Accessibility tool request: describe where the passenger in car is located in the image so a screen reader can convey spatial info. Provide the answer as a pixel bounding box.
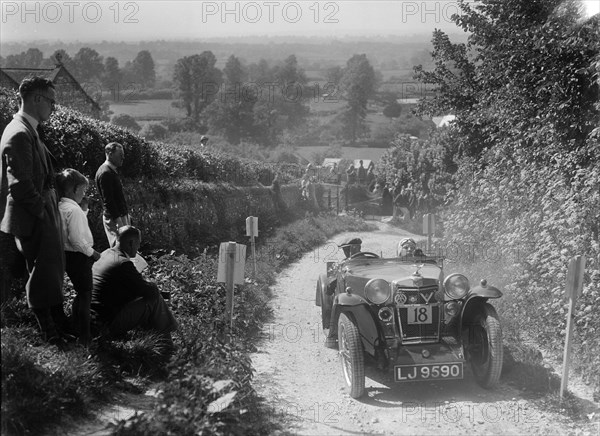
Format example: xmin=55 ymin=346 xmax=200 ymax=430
xmin=397 ymin=238 xmax=425 ymax=258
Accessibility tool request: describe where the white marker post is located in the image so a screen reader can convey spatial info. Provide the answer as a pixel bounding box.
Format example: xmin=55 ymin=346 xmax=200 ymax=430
xmin=423 ymin=213 xmax=435 ymax=253
xmin=246 ymin=216 xmax=258 ymax=277
xmin=217 ymin=242 xmax=246 ymax=329
xmin=560 ymin=255 xmax=586 ymax=400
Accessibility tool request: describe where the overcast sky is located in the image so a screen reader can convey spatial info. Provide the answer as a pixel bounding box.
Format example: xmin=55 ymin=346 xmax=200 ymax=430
xmin=2 ymin=1 xmax=597 ymax=43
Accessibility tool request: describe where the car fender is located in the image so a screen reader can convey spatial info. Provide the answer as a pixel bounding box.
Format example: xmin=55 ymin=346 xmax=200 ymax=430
xmin=333 ymin=295 xmax=378 ymax=355
xmin=460 ymin=291 xmax=500 ymax=331
xmin=469 ymin=282 xmax=503 ymax=299
xmin=315 ymin=273 xmax=329 ymax=307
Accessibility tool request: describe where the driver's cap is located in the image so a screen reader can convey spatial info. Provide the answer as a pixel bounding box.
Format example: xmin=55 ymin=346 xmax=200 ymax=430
xmin=340 ymin=238 xmax=362 ymax=258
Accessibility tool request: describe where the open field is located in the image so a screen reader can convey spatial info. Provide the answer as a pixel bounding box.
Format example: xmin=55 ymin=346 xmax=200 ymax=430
xmin=109 ymin=99 xmax=186 ymax=121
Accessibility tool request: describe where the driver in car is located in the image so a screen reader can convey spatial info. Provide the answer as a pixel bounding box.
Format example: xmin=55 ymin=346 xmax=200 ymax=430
xmin=325 ymin=238 xmax=363 ymax=297
xmin=397 ymin=238 xmax=425 ymax=258
xmin=340 ymin=237 xmax=362 ymax=258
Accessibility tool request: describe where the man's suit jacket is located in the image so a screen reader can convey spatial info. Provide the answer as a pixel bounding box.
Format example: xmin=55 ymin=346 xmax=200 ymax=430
xmin=91 ymin=247 xmax=158 ymax=321
xmin=0 ymin=114 xmax=54 ymax=238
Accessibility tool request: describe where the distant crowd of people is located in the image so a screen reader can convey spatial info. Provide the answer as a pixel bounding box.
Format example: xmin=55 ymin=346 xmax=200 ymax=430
xmin=0 ymin=76 xmax=177 ymax=350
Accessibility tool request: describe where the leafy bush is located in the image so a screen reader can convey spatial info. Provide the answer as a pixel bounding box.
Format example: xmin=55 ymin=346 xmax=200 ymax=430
xmin=111 ymin=114 xmax=141 ymax=132
xmin=139 ymin=122 xmax=168 ymax=141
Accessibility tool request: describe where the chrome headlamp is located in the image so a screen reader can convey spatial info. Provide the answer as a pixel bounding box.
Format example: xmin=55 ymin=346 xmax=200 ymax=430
xmin=443 ymin=274 xmax=470 ymax=299
xmin=365 ymin=279 xmax=391 ymax=304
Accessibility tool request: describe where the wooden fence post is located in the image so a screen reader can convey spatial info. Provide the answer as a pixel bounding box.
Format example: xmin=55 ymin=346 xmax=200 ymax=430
xmin=560 ymin=255 xmax=586 ymax=400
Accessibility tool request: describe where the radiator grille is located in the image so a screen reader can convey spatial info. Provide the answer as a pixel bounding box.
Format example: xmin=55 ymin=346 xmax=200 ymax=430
xmin=395 ymin=286 xmax=441 ymax=344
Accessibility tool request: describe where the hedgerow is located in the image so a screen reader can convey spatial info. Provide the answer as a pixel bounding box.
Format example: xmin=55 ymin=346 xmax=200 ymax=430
xmin=0 ymin=88 xmax=300 ymax=186
xmin=441 ymin=133 xmax=600 ymax=389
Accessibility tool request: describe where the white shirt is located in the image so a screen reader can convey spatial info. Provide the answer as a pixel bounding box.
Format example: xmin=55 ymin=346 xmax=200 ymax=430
xmin=59 ymin=197 xmax=95 ymax=257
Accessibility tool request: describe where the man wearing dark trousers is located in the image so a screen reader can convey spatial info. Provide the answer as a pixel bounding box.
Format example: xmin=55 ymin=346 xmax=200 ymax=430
xmin=91 ymin=226 xmax=177 ymax=346
xmin=95 ymin=142 xmax=129 ymax=247
xmin=0 ymin=76 xmax=68 ymax=346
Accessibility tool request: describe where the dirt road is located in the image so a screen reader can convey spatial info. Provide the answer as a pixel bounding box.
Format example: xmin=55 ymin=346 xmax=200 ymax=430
xmin=251 ymin=221 xmax=597 ymax=436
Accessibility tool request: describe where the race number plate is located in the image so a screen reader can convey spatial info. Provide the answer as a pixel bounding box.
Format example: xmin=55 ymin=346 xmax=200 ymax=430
xmin=407 ymin=305 xmax=433 ymax=324
xmin=395 ymin=363 xmax=463 ymax=382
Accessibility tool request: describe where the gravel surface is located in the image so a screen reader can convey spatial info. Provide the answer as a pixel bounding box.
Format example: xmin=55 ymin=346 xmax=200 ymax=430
xmin=251 ymin=221 xmax=599 ymax=436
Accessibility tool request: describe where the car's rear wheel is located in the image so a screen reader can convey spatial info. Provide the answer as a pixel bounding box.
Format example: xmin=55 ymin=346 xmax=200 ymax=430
xmin=469 ymin=303 xmax=503 ymax=388
xmin=338 ymin=313 xmax=365 ymax=398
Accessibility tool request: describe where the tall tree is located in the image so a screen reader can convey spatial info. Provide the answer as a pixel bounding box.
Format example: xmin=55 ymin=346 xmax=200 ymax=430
xmin=131 ymin=50 xmax=156 ymax=88
xmin=205 ymin=55 xmax=254 ymax=144
xmin=247 ymin=58 xmax=272 ymax=83
xmin=271 ymin=55 xmax=309 ymax=131
xmin=173 ymin=51 xmax=222 ymax=121
xmin=325 ymin=65 xmax=344 ymax=87
xmin=340 ymin=54 xmax=377 ymax=143
xmin=102 ymin=57 xmax=122 ymax=88
xmin=414 ymin=0 xmax=599 ymax=159
xmin=73 ymin=47 xmax=104 ymax=83
xmin=223 ymin=54 xmax=247 ymax=84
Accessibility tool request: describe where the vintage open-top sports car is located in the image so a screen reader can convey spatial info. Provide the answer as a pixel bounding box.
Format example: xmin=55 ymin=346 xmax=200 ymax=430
xmin=315 ymin=242 xmax=503 ymax=398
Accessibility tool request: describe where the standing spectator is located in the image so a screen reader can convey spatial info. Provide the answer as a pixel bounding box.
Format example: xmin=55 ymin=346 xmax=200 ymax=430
xmin=57 ymin=169 xmax=101 ymax=346
xmin=381 ymin=184 xmax=393 ymax=215
xmin=96 ymin=142 xmax=129 ymax=247
xmin=0 ymin=76 xmax=68 ymax=345
xmin=366 ymin=166 xmax=376 ymax=191
xmin=91 ymin=226 xmax=178 ymax=346
xmin=357 ymin=160 xmax=367 ymax=184
xmin=346 ymin=164 xmax=357 ymax=184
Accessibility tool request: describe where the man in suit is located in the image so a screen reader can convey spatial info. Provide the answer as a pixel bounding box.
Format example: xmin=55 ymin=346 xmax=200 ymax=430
xmin=91 ymin=226 xmax=177 ymax=345
xmin=95 ymin=142 xmax=129 ymax=247
xmin=0 ymin=76 xmax=67 ymax=345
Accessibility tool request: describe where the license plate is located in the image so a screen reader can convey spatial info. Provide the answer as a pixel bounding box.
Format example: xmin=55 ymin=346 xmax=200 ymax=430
xmin=407 ymin=305 xmax=433 ymax=324
xmin=395 ymin=363 xmax=463 ymax=382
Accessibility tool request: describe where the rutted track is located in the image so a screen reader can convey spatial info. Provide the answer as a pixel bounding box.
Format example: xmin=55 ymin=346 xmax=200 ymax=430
xmin=251 ymin=221 xmax=595 ymax=435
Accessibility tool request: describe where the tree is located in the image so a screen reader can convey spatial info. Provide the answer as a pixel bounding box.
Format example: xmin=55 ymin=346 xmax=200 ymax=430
xmin=271 ymin=55 xmax=309 ymax=131
xmin=73 ymin=47 xmax=104 ymax=83
xmin=414 ymin=0 xmax=599 ymax=159
xmin=173 ymin=51 xmax=222 ymax=121
xmin=103 ymin=57 xmax=122 ymax=89
xmin=205 ymin=55 xmax=254 ymax=145
xmin=223 ymin=54 xmax=246 ymax=85
xmin=340 ymin=54 xmax=377 ymax=143
xmin=5 ymin=48 xmax=44 ymax=68
xmin=325 ymin=66 xmax=344 ymax=87
xmin=132 ymin=50 xmax=156 ymax=88
xmin=247 ymin=58 xmax=273 ymax=83
xmin=383 ymin=101 xmax=402 ymax=119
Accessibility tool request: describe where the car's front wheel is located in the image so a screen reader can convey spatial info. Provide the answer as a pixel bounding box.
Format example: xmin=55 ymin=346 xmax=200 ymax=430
xmin=338 ymin=313 xmax=365 ymax=398
xmin=469 ymin=303 xmax=503 ymax=388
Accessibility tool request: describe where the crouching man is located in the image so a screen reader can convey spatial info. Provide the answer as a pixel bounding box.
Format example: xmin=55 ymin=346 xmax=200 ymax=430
xmin=91 ymin=225 xmax=177 ymax=346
